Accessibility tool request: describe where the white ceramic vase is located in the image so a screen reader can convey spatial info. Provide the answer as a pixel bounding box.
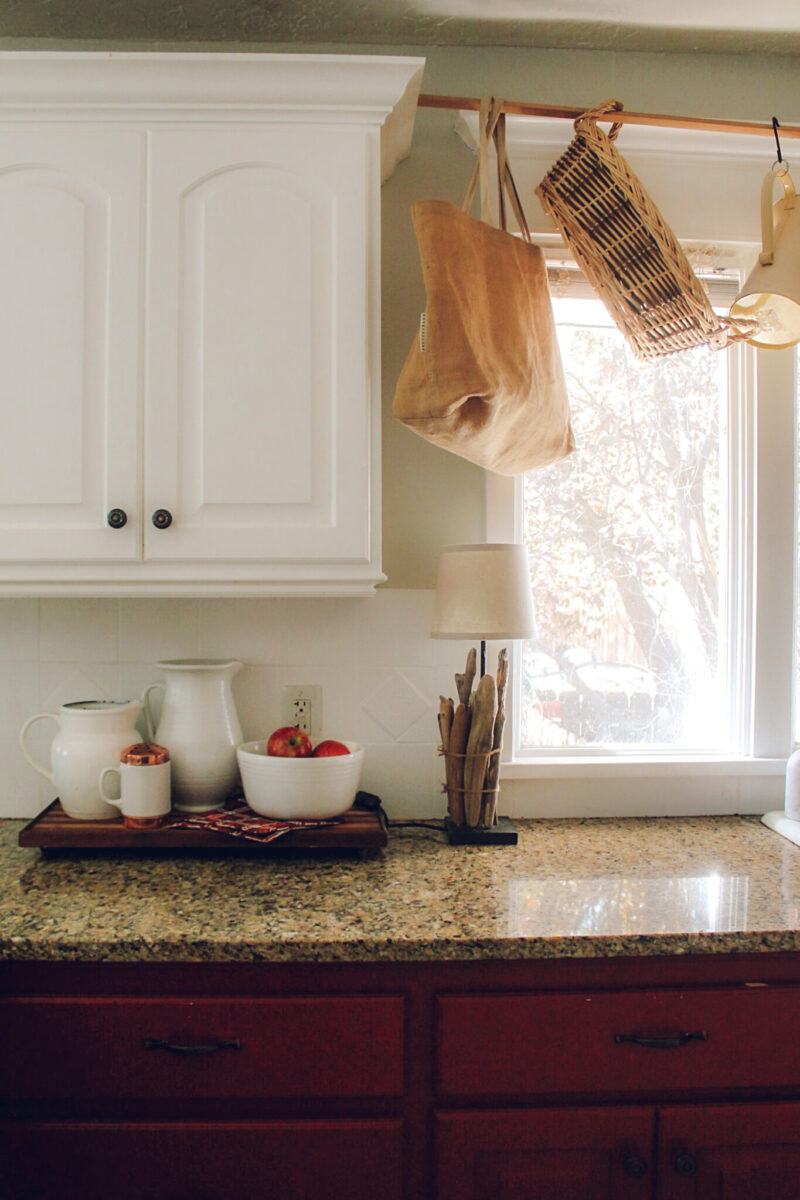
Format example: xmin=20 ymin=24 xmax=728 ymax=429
xmin=19 ymin=699 xmax=144 ymax=820
xmin=142 ymin=659 xmax=243 ymax=812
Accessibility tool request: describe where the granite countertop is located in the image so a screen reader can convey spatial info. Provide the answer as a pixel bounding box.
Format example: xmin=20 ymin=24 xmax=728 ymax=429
xmin=2 ymin=815 xmax=800 ymax=963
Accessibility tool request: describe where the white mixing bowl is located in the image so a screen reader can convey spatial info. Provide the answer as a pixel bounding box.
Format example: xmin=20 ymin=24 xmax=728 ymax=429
xmin=237 ymin=740 xmax=364 ymax=820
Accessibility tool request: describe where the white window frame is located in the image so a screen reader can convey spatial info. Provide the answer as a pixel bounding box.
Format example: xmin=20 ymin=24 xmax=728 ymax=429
xmin=486 ymin=329 xmax=796 ymax=817
xmin=453 ymin=114 xmax=800 ymax=815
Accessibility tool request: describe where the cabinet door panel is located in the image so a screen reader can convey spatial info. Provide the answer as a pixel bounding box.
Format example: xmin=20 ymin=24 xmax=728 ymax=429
xmin=0 ymin=1118 xmax=403 ymax=1200
xmin=0 ymin=131 xmax=141 ymax=561
xmin=0 ymin=994 xmax=404 ymax=1100
xmin=436 ymin=1107 xmax=654 ymax=1199
xmin=658 ymin=1101 xmax=800 ymax=1199
xmin=145 ymin=126 xmax=374 ymax=565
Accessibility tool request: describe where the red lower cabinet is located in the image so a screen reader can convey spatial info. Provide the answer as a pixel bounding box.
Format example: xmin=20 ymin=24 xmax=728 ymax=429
xmin=436 ymin=1102 xmax=800 ymax=1199
xmin=2 ymin=1118 xmax=404 ymax=1200
xmin=658 ymin=1101 xmax=800 ymax=1199
xmin=7 ymin=958 xmax=800 ymax=1199
xmin=435 ymin=1106 xmax=654 ymax=1199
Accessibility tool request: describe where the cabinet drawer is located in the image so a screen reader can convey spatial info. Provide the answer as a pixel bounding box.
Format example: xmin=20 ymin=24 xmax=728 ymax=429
xmin=0 ymin=994 xmax=404 ymax=1100
xmin=436 ymin=985 xmax=800 ymax=1098
xmin=0 ymin=1118 xmax=404 ymax=1200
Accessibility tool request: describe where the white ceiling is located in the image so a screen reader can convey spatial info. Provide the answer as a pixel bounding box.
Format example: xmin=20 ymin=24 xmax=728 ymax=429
xmin=1 ymin=0 xmax=799 ymax=53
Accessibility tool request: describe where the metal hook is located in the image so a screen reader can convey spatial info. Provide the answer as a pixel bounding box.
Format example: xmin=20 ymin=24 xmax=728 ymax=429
xmin=773 ymin=116 xmax=783 ymax=163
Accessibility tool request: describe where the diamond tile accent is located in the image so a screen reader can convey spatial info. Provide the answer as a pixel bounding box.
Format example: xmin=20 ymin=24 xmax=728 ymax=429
xmin=361 ymin=671 xmax=432 ymax=739
xmin=41 ymin=665 xmax=119 ymax=711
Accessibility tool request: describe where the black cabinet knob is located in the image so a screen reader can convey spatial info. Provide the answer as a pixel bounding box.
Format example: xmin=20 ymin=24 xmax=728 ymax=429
xmin=674 ymin=1152 xmax=698 ymax=1177
xmin=152 ymin=509 xmax=173 ymax=530
xmin=623 ymin=1155 xmax=648 ymax=1179
xmin=107 ymin=508 xmax=127 ymax=529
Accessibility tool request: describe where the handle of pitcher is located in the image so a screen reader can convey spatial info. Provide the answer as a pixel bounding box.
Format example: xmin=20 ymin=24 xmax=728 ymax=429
xmin=19 ymin=713 xmax=58 ymax=784
xmin=140 ymin=682 xmax=165 ymax=743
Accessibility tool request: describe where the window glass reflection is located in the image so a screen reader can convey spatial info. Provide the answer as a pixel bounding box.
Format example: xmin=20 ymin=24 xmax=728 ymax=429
xmin=511 ymin=873 xmax=749 ymax=937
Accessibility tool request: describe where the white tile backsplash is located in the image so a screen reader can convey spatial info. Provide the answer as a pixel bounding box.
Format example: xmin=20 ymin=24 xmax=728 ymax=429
xmin=38 ymin=663 xmax=122 ymax=712
xmin=118 ymin=599 xmax=202 ymax=663
xmin=0 ymin=661 xmax=40 ymax=731
xmin=0 ymin=590 xmax=448 ymax=818
xmin=0 ymin=599 xmax=39 ymax=661
xmin=359 ymin=741 xmax=443 ymax=820
xmin=362 ymin=670 xmax=433 ymax=738
xmin=40 ymin=599 xmax=119 ymax=662
xmin=1 ymin=738 xmax=50 ymax=818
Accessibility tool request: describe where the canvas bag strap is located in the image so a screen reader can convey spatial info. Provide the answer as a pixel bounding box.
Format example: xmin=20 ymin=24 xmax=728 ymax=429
xmin=462 ymin=97 xmax=533 ymax=242
xmin=462 ymin=96 xmax=505 ymax=221
xmin=493 ymin=110 xmax=532 ymax=243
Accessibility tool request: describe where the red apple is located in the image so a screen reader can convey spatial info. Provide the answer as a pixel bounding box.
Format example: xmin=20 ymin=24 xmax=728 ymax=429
xmin=312 ymin=739 xmax=350 ymax=757
xmin=267 ymin=726 xmax=313 ymax=757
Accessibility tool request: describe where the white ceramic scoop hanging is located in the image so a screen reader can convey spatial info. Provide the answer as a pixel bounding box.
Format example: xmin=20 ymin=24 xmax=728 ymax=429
xmin=730 ymin=121 xmax=800 ymax=349
xmin=142 ymin=659 xmax=243 ymax=812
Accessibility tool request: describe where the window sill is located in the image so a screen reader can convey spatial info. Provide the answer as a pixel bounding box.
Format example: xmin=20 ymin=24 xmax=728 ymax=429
xmin=504 ymin=755 xmax=786 ymax=779
xmin=500 ymin=756 xmax=786 ymax=818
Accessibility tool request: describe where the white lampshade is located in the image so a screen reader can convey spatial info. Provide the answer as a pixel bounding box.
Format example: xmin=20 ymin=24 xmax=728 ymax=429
xmin=431 ymin=544 xmax=536 ymax=640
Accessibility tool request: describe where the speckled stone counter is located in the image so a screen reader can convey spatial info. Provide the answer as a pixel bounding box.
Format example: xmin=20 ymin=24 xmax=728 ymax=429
xmin=2 ymin=815 xmax=800 ymax=963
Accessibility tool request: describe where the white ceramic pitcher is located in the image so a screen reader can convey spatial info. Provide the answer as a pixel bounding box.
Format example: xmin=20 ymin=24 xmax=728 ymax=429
xmin=20 ymin=700 xmax=144 ymax=820
xmin=142 ymin=659 xmax=243 ymax=812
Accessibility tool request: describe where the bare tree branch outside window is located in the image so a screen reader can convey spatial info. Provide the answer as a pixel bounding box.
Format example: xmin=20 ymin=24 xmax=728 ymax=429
xmin=522 ymin=302 xmax=728 ymax=750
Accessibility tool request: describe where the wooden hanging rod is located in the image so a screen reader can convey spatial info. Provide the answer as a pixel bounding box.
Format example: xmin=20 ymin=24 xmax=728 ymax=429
xmin=418 ymin=93 xmax=800 ymax=141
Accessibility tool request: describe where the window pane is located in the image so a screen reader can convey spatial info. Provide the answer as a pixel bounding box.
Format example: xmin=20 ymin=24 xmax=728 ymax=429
xmin=521 ymin=296 xmax=729 ymax=752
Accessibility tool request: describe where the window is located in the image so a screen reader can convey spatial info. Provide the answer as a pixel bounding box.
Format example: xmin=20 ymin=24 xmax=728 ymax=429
xmin=469 ymin=115 xmax=798 ymax=815
xmin=521 ymin=288 xmax=732 ymax=754
xmin=486 ymin=263 xmax=796 ymax=817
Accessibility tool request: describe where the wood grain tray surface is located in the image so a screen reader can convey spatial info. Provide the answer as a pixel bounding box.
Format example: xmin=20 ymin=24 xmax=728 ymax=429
xmin=19 ymin=800 xmax=387 ymax=855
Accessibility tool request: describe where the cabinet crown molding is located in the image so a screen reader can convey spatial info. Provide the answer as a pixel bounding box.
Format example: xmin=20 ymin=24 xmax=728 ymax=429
xmin=0 ymin=51 xmax=426 ymax=179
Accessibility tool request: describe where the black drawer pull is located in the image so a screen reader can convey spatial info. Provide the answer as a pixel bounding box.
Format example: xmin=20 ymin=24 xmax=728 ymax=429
xmin=614 ymin=1030 xmax=707 ymax=1049
xmin=144 ymin=1037 xmax=242 ymax=1056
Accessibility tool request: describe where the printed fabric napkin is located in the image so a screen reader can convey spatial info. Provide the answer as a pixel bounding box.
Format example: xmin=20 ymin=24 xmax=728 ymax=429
xmin=168 ymin=799 xmax=338 ymax=844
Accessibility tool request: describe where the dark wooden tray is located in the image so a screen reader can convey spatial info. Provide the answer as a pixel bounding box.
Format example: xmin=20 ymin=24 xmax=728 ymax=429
xmin=19 ymin=799 xmax=388 ymax=856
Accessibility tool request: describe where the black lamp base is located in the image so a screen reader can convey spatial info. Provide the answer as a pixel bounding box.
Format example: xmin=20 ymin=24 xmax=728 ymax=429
xmin=444 ymin=816 xmax=518 ymax=845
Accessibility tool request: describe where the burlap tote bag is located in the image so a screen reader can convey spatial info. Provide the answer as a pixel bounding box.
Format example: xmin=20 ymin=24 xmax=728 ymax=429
xmin=393 ymin=97 xmax=574 ymax=476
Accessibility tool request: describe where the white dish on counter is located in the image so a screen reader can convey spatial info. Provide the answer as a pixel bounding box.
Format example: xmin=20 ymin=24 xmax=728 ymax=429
xmin=237 ymin=740 xmax=364 ymax=820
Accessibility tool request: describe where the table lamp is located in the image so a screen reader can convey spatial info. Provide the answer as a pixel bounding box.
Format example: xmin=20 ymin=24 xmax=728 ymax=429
xmin=431 ymin=543 xmax=536 ymax=845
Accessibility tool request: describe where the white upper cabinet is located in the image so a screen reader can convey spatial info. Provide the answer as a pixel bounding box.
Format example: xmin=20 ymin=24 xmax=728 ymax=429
xmin=0 ymin=52 xmax=424 ymax=595
xmin=0 ymin=129 xmax=142 ymax=565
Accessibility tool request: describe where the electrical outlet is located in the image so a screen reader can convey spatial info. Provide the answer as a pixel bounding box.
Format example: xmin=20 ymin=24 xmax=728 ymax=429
xmin=291 ymin=697 xmax=312 ymax=734
xmin=282 ymin=685 xmax=322 ymax=739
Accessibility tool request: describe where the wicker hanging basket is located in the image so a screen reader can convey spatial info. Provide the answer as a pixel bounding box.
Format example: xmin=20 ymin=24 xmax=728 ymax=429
xmin=536 ymin=99 xmax=749 ymax=360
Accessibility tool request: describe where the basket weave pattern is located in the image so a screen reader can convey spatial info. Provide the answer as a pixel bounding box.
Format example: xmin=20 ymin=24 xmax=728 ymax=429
xmin=536 ymin=101 xmax=743 ymax=360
